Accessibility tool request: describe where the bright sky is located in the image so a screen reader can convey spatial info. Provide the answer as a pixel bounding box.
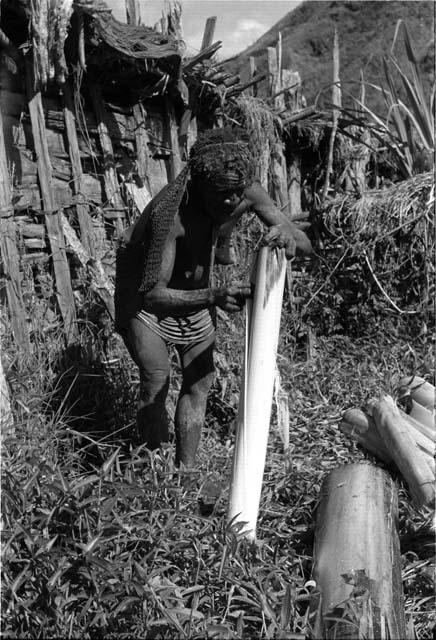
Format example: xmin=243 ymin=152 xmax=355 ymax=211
xmin=106 ymin=0 xmax=302 ymax=58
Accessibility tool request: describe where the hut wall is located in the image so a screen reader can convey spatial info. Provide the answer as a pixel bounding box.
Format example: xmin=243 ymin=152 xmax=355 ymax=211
xmin=0 ymin=60 xmax=178 ymax=345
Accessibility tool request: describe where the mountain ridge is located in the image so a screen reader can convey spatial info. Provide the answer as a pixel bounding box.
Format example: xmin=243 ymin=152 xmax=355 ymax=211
xmin=223 ymin=1 xmax=434 ymax=112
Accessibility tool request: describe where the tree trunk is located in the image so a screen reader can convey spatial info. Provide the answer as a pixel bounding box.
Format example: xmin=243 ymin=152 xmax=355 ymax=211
xmin=312 ymin=463 xmax=406 ymax=640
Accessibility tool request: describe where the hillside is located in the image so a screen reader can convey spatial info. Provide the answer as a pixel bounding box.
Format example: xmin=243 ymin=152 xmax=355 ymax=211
xmin=223 ymin=0 xmax=434 ymax=112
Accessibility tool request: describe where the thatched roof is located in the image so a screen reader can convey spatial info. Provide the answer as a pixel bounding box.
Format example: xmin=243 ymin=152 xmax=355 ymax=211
xmin=1 ymin=0 xmax=184 ymax=90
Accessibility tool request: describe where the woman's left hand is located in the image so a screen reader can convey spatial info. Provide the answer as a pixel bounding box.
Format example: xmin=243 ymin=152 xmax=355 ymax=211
xmin=263 ymin=219 xmax=312 ymax=259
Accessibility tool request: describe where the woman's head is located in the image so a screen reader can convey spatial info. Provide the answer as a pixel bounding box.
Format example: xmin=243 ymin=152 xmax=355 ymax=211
xmin=189 ymin=127 xmax=256 ymax=195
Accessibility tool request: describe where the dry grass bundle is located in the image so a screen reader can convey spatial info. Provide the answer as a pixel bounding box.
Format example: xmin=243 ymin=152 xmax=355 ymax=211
xmin=325 ymin=171 xmax=433 ymax=237
xmin=225 ymin=95 xmax=281 ymax=186
xmin=301 ymin=172 xmax=434 ymax=335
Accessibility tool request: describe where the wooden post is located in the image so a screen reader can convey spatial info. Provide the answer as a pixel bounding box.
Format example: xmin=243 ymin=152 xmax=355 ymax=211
xmin=25 ymin=63 xmax=77 ymax=343
xmin=249 ymin=56 xmax=257 ymax=97
xmin=274 ymin=33 xmax=284 ymax=109
xmin=201 ymin=16 xmax=217 ymax=51
xmin=132 ymin=102 xmax=153 ymax=196
xmin=164 ymin=97 xmax=183 ymax=181
xmin=267 ymin=47 xmax=278 ymax=98
xmin=312 ymin=463 xmax=406 ymax=640
xmin=125 ymin=0 xmax=140 ymax=25
xmin=88 ymin=84 xmax=126 ymax=236
xmin=322 ymin=28 xmax=341 ymax=204
xmin=0 ymin=106 xmax=30 ymax=351
xmin=62 ymin=83 xmax=96 ymax=257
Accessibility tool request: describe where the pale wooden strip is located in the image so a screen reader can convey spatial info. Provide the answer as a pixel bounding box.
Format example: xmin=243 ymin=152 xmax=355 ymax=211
xmin=25 ymin=62 xmax=77 ymax=343
xmin=0 ymin=106 xmax=30 ymax=350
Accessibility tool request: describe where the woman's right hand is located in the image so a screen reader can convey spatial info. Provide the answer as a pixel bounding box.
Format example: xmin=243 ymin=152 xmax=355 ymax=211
xmin=213 ymin=284 xmax=252 ymax=313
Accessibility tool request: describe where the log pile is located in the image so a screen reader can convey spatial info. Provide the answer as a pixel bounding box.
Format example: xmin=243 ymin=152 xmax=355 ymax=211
xmin=340 ymin=376 xmax=435 ymax=508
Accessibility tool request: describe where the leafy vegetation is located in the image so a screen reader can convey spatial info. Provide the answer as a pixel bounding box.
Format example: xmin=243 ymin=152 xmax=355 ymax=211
xmin=2 ymin=216 xmax=434 ymax=638
xmin=341 ymin=21 xmax=434 ymax=179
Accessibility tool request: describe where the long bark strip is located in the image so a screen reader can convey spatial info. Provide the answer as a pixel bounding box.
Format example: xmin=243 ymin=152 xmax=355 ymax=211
xmin=312 ymin=463 xmax=406 ymax=640
xmin=228 ymin=247 xmax=287 ymax=540
xmin=25 ymin=62 xmax=77 ymax=343
xmin=0 ymin=106 xmax=30 ymax=351
xmin=62 ymin=83 xmax=96 ymax=257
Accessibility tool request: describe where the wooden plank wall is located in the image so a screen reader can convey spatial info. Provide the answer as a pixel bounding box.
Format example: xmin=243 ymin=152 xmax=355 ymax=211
xmin=25 ymin=62 xmax=78 ymax=344
xmin=0 ymin=106 xmax=30 ymax=352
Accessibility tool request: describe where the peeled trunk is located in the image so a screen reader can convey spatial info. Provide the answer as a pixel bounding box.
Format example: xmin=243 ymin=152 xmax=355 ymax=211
xmin=312 ymin=463 xmax=406 ymax=640
xmin=227 ymin=247 xmax=286 ymax=540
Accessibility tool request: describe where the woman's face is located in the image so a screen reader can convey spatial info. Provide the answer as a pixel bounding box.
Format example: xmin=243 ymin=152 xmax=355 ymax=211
xmin=201 ymin=186 xmax=245 ymax=224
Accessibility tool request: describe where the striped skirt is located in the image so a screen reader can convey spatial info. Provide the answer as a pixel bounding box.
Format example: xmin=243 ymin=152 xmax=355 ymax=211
xmin=136 ymin=308 xmax=215 ymax=345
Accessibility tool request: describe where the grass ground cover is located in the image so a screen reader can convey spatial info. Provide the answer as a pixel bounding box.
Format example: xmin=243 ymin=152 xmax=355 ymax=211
xmin=1 ymin=304 xmax=434 ymax=638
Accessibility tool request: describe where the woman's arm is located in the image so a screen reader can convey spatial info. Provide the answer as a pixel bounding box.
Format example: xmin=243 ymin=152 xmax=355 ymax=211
xmin=142 ymin=219 xmax=251 ymax=316
xmin=244 ymin=181 xmax=312 ymax=258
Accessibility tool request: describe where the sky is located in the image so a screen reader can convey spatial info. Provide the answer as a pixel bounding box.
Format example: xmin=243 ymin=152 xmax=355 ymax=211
xmin=106 ymin=0 xmax=302 ymax=59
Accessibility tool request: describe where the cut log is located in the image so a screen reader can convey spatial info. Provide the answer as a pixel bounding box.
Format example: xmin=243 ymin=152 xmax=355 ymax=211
xmin=312 ymin=463 xmax=406 ymax=640
xmin=227 ymin=247 xmax=287 ymax=540
xmin=398 ymin=375 xmax=435 ymax=412
xmin=409 ymin=399 xmax=434 ymax=431
xmin=340 ymin=408 xmax=392 ymax=462
xmin=341 ymin=407 xmax=435 ymax=473
xmin=368 ymin=395 xmax=435 ymax=508
xmin=401 ymin=408 xmax=434 ymax=442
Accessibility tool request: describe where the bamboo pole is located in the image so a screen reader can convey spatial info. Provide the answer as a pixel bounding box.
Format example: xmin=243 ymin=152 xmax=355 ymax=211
xmin=0 ymin=106 xmax=30 ymax=351
xmin=25 ymin=62 xmax=77 ymax=343
xmin=88 ymin=84 xmax=126 ymax=236
xmin=368 ymin=395 xmax=435 ymax=508
xmin=62 ymin=83 xmax=96 ymax=257
xmin=312 ymin=463 xmax=406 ymax=640
xmin=228 ymin=247 xmax=287 ymax=540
